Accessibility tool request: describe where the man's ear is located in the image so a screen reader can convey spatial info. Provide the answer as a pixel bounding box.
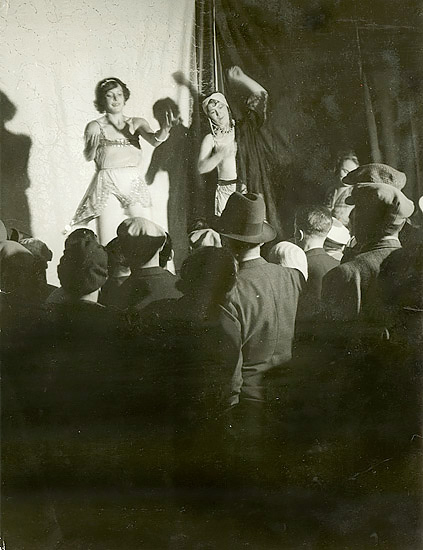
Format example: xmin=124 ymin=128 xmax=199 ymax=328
xmin=294 ymin=229 xmax=304 ymax=243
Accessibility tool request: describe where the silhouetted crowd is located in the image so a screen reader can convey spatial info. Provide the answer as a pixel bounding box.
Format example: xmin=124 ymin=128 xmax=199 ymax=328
xmin=1 ymin=163 xmax=422 ymax=547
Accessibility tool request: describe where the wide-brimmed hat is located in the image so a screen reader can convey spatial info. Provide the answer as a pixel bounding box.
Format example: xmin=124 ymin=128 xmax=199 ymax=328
xmin=216 ymin=192 xmax=276 ymax=244
xmin=342 ymin=163 xmax=406 ymax=190
xmin=345 ymin=183 xmax=414 ymax=219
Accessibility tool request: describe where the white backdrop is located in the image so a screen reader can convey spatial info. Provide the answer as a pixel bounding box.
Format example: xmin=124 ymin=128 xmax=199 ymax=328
xmin=1 ymin=0 xmax=195 ymax=282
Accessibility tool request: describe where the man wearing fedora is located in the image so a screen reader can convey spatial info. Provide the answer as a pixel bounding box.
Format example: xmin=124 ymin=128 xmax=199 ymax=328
xmin=217 ymin=192 xmax=303 ymax=408
xmin=321 ymin=181 xmax=415 ymax=329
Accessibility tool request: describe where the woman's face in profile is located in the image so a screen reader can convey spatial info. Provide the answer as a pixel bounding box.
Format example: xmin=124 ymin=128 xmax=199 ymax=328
xmin=104 ymin=85 xmax=125 ymax=114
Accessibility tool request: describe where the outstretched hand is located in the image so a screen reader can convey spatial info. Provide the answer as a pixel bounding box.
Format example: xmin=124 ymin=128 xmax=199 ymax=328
xmin=228 ymin=66 xmax=244 ymax=81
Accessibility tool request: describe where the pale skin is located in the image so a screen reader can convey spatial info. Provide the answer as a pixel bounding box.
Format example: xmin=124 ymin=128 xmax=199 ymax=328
xmin=83 ymin=83 xmax=175 ymax=244
xmin=197 ymin=66 xmax=267 ymax=177
xmin=84 ymin=84 xmax=173 ymax=160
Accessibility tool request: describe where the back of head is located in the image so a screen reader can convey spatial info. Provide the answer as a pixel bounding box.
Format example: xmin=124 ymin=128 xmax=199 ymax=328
xmin=20 ymin=238 xmax=53 ymax=271
xmin=58 ymin=239 xmax=108 ymax=298
xmin=189 ymin=228 xmax=222 ymax=251
xmin=105 ymin=237 xmax=129 ymax=271
xmin=346 ymin=183 xmax=414 ymax=244
xmin=269 ymin=241 xmax=308 ymax=280
xmin=295 ymin=205 xmax=332 ymax=238
xmin=0 ymin=241 xmax=40 ymax=300
xmin=178 ymin=247 xmax=237 ymax=305
xmin=117 ymin=217 xmax=166 ymax=268
xmin=65 ymin=228 xmax=98 ymax=250
xmin=188 ymin=218 xmax=209 ymax=234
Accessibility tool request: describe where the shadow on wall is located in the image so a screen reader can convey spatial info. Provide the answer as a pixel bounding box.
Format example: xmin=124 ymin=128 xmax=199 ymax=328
xmin=146 ymin=97 xmax=199 ymax=272
xmin=1 ymin=90 xmax=32 ymax=236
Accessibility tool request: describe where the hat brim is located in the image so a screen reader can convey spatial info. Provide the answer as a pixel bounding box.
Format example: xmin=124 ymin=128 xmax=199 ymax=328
xmin=216 ymin=220 xmax=276 ymax=244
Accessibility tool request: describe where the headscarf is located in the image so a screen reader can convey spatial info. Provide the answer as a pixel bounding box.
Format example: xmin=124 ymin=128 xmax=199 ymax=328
xmin=202 ymin=92 xmax=229 ymax=115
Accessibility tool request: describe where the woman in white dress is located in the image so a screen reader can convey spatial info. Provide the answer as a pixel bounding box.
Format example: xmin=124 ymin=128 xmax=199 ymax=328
xmin=70 ymin=77 xmax=172 ymax=244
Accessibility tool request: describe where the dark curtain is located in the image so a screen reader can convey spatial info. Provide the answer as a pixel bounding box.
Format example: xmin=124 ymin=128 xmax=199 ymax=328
xmin=195 ymin=0 xmax=423 ymax=233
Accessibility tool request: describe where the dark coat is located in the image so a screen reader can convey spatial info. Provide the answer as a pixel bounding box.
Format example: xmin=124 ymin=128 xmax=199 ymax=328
xmin=110 ymin=266 xmax=181 ymax=310
xmin=227 ymin=257 xmax=303 ymax=401
xmin=321 ymin=238 xmax=401 ymax=325
xmin=297 ymin=248 xmax=339 ymax=321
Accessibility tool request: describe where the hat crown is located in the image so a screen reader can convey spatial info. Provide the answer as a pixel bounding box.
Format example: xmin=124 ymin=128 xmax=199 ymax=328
xmin=343 ymin=163 xmax=406 ymax=190
xmin=347 ymin=182 xmax=414 ymax=219
xmin=218 ymin=193 xmax=276 ymax=244
xmin=222 ymin=192 xmax=265 ymax=225
xmin=117 ymin=217 xmax=165 ymax=239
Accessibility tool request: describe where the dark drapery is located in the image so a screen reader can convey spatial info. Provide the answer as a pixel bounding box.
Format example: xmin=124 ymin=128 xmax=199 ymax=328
xmin=196 ymin=0 xmax=423 ymax=233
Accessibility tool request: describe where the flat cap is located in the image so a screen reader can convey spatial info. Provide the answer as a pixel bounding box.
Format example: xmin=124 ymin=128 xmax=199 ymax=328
xmin=345 ymin=183 xmax=414 ymax=219
xmin=342 ymin=163 xmax=406 ymax=190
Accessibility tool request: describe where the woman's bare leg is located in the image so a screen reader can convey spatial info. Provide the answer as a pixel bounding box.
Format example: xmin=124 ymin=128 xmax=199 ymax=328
xmin=96 ymin=196 xmax=126 ymax=245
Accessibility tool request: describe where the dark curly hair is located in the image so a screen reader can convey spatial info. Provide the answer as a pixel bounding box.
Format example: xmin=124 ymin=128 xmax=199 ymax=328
xmin=94 ymin=77 xmax=131 ymax=113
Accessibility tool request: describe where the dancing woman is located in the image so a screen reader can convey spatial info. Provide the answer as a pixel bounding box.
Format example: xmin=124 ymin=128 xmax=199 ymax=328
xmin=70 ymin=77 xmax=172 ymax=244
xmin=198 ymin=67 xmax=282 ymax=235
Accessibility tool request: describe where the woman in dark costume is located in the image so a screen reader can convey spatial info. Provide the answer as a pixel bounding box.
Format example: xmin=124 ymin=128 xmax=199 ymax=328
xmin=198 ymin=66 xmax=282 ymax=236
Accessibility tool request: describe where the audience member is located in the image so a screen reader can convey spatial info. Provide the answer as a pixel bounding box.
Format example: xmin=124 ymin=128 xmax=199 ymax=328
xmin=325 ymin=151 xmax=359 ymax=227
xmin=64 ymin=227 xmax=98 ymax=248
xmin=324 ymin=217 xmax=350 ymax=262
xmin=47 ymin=228 xmax=99 ymax=304
xmin=98 ymin=237 xmax=131 ymax=307
xmin=126 ymin=246 xmax=242 ymax=485
xmin=188 ymin=227 xmax=222 ymax=251
xmin=0 ymin=240 xmax=44 ymax=305
xmin=114 ymin=217 xmax=181 ymax=310
xmin=295 ymin=206 xmax=338 ymax=320
xmin=217 ymin=192 xmax=302 ymax=403
xmin=321 ymin=182 xmax=414 ymax=331
xmin=340 ymin=163 xmax=408 ymax=262
xmin=20 ymin=237 xmax=57 ymax=298
xmin=399 ymin=194 xmax=423 ymax=250
xmin=268 ymin=241 xmax=308 ymax=280
xmin=56 ymin=237 xmax=108 ymax=304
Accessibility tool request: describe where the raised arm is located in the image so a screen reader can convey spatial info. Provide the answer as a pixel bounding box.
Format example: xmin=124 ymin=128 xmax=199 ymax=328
xmin=227 ymin=66 xmax=268 ymax=128
xmin=134 ymin=114 xmax=172 ymax=148
xmin=83 ymin=121 xmax=101 ymax=161
xmin=227 ymin=66 xmax=267 ymax=96
xmin=172 ymin=71 xmax=201 ymax=102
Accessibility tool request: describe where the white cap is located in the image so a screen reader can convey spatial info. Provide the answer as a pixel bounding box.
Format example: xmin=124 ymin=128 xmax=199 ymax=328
xmin=326 ymin=217 xmax=350 ymax=245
